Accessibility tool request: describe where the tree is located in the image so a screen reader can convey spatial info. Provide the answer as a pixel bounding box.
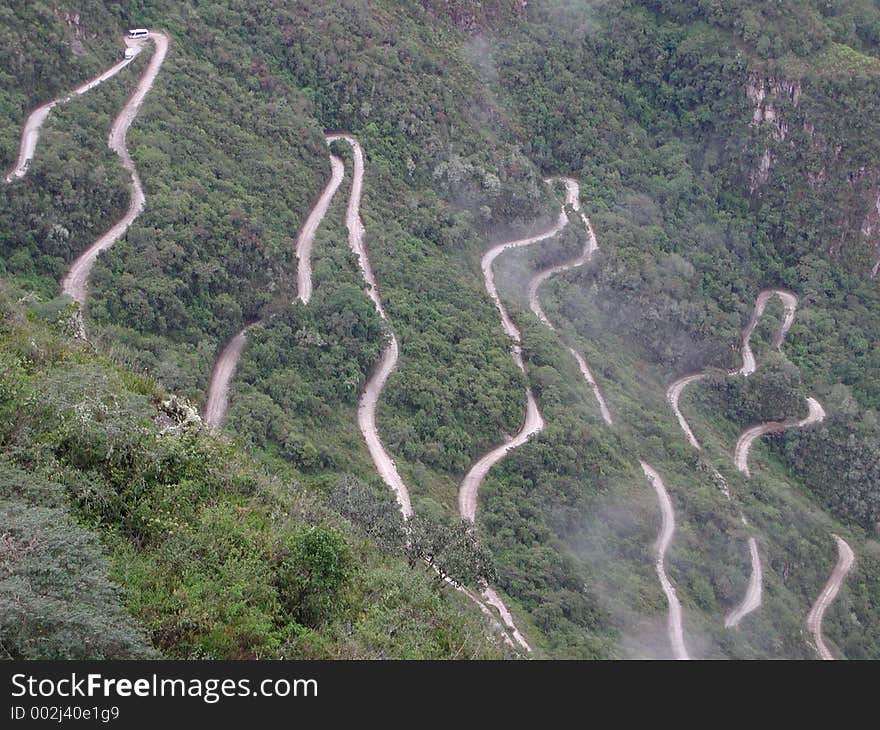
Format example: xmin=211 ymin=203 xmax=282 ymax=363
xmin=404 ymin=515 xmax=497 ymax=588
xmin=329 ymin=474 xmax=406 ymax=552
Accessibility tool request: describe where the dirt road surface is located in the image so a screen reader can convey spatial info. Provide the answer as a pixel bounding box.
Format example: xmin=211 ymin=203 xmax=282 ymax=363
xmin=734 ymin=397 xmax=825 ymax=477
xmin=738 ymin=289 xmax=798 ymax=376
xmin=666 ymin=374 xmax=706 ymax=450
xmin=526 ymin=178 xmax=611 ymax=425
xmin=806 ymin=535 xmax=855 ymax=660
xmin=62 ymin=32 xmax=169 ymax=311
xmin=5 ymin=41 xmax=143 ymax=183
xmin=640 ymin=461 xmax=690 ymax=660
xmin=724 ymin=537 xmax=763 ymax=628
xmin=203 ymin=328 xmax=248 ymax=429
xmin=327 ymin=134 xmax=412 ymax=518
xmin=295 ymin=154 xmax=344 ymax=303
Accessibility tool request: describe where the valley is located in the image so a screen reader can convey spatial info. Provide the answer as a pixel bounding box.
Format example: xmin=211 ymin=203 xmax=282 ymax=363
xmin=1 ymin=0 xmax=878 ymax=661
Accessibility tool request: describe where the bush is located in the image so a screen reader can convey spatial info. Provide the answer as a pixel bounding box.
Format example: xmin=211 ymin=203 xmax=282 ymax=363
xmin=274 ymin=525 xmax=352 ymax=627
xmin=0 ymin=500 xmax=157 ymax=659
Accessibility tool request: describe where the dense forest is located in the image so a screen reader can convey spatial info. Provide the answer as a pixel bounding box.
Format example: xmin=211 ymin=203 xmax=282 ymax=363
xmin=1 ymin=0 xmax=878 ymax=659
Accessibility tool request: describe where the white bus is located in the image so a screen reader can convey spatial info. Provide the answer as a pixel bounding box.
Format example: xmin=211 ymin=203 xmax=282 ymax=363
xmin=127 ymin=28 xmax=149 ymax=40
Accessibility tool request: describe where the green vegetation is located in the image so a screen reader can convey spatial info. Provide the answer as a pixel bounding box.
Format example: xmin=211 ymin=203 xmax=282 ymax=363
xmin=779 ymin=385 xmax=880 ymax=533
xmin=0 ymin=284 xmax=510 ymax=658
xmin=1 ymin=48 xmax=136 ymax=295
xmin=0 ymin=1 xmax=123 ymax=169
xmin=698 ymin=358 xmax=808 ymax=427
xmin=0 ymin=462 xmax=158 ymax=660
xmin=2 ymin=0 xmax=879 ymax=658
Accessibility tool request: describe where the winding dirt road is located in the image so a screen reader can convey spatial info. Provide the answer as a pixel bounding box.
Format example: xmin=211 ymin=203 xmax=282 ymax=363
xmin=526 ymin=178 xmax=612 ymax=425
xmin=482 ymin=586 xmax=532 ymax=652
xmin=203 ymin=144 xmax=347 ymax=427
xmin=666 ymin=373 xmax=706 ymax=450
xmin=724 ymin=536 xmax=762 ymax=628
xmin=203 ymin=328 xmax=248 ymax=429
xmin=325 ymin=134 xmax=532 ymax=648
xmin=806 ymin=534 xmax=855 ymax=660
xmin=202 ymin=136 xmax=410 ymax=514
xmin=458 ymin=389 xmax=543 ymax=523
xmin=455 ymin=184 xmax=610 ymax=653
xmin=326 ymin=133 xmax=412 ymax=519
xmin=61 ymin=32 xmax=169 ymax=312
xmin=205 ymin=138 xmax=517 ymax=648
xmin=666 ymin=289 xmax=813 ymax=629
xmin=738 ymin=289 xmax=798 ymax=376
xmin=456 ymin=179 xmax=611 ymax=647
xmin=457 ymin=205 xmax=568 ymax=523
xmin=733 ymin=396 xmax=825 ymax=477
xmin=725 ymin=299 xmax=832 ymax=636
xmin=666 ymin=289 xmax=799 ymax=450
xmin=358 ymin=332 xmax=413 ymax=518
xmin=639 ymin=461 xmax=689 ymax=660
xmin=458 ymin=584 xmax=516 ymax=649
xmin=295 ymin=154 xmax=344 ymax=304
xmin=733 ymin=422 xmax=784 ymax=479
xmin=4 ymin=40 xmax=143 ymax=183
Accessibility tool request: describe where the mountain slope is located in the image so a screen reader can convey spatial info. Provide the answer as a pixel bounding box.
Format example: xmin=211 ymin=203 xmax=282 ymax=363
xmin=0 ymin=282 xmax=511 ymax=659
xmin=1 ymin=0 xmax=878 ymax=658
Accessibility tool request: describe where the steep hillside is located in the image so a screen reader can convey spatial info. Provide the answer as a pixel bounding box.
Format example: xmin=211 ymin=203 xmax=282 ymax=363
xmin=1 ymin=0 xmax=878 ymax=659
xmin=0 ymin=1 xmax=124 ymax=166
xmin=0 ymin=282 xmax=511 ymax=659
xmin=487 ymin=0 xmax=880 ymax=657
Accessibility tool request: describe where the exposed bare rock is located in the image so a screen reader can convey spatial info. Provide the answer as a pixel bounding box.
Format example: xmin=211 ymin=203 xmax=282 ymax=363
xmin=747 ymin=74 xmax=800 ymax=136
xmin=865 ymin=190 xmax=880 ymax=277
xmin=746 ymin=74 xmax=801 ymax=191
xmin=55 ymin=8 xmax=86 ymax=55
xmin=157 ymin=395 xmax=204 ymax=435
xmin=746 ymin=72 xmax=880 ymax=274
xmin=828 ymin=166 xmax=880 ymax=267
